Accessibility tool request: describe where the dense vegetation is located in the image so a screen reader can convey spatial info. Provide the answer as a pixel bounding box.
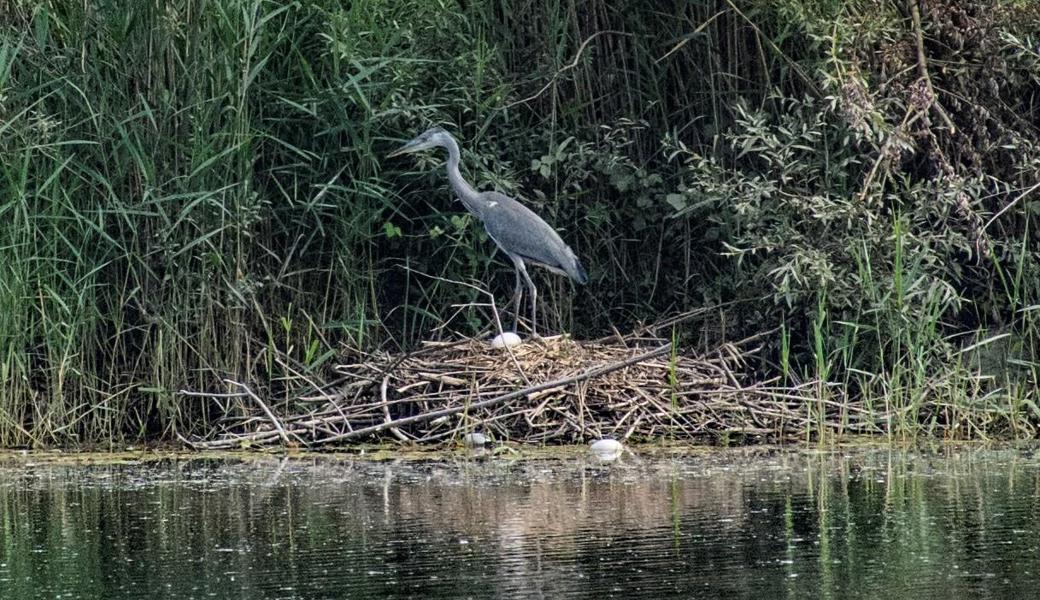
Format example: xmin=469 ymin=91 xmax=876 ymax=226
xmin=0 ymin=0 xmax=1038 ymax=445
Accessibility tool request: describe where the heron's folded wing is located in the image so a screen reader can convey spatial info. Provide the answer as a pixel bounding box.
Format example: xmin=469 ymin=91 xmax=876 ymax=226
xmin=480 ymin=192 xmax=587 ymax=284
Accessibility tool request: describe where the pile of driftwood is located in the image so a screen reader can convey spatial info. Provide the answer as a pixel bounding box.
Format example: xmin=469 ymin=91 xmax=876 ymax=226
xmin=182 ymin=325 xmax=888 ymax=449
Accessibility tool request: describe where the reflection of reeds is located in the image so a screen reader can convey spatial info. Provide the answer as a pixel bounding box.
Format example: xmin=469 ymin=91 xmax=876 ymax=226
xmin=2 ymin=448 xmax=1039 ymax=597
xmin=389 ymin=466 xmax=746 ymax=538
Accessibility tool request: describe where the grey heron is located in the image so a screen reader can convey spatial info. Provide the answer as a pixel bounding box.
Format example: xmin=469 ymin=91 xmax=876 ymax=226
xmin=388 ymin=127 xmax=587 ymax=336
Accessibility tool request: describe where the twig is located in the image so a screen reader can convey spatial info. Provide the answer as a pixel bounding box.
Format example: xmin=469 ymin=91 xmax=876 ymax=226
xmin=223 ymin=379 xmax=292 ymax=446
xmin=654 ymin=9 xmax=729 ymax=64
xmin=724 ymin=0 xmax=821 ymax=97
xmin=981 ymin=180 xmax=1040 ymax=233
xmin=502 ymin=30 xmax=633 ymax=110
xmin=179 ymin=389 xmax=249 ymax=398
xmin=381 ymin=375 xmax=410 ymax=443
xmin=594 ymin=298 xmax=759 ymax=344
xmin=856 ymin=106 xmax=924 ymax=203
xmin=909 ymin=0 xmax=956 ymax=133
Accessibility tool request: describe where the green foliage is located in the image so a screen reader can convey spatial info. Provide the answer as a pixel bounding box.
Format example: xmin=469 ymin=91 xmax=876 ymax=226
xmin=0 ymin=0 xmax=1038 ymax=444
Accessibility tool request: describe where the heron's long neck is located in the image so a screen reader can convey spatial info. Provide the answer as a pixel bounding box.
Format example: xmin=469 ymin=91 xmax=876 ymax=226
xmin=443 ymin=136 xmax=484 ymax=218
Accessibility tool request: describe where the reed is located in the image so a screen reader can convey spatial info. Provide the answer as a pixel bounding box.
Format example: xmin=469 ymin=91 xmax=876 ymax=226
xmin=0 ymin=0 xmax=1037 ymax=445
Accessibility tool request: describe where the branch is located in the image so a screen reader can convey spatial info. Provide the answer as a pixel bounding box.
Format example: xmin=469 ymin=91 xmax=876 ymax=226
xmin=502 ymin=30 xmax=632 ymax=110
xmin=654 ymin=9 xmax=729 ymax=64
xmin=909 ymin=0 xmax=956 ymax=133
xmin=981 ymin=180 xmax=1040 ymax=233
xmin=855 ymin=107 xmax=924 ymax=203
xmin=223 ymin=379 xmax=292 ymax=446
xmin=381 ymin=375 xmax=411 ymax=443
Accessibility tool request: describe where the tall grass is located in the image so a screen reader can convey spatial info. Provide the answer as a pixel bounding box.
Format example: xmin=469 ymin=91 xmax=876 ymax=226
xmin=0 ymin=0 xmax=1038 ymax=445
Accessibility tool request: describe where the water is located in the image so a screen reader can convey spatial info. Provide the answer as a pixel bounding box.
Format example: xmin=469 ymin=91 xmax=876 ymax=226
xmin=1 ymin=446 xmax=1038 ymax=599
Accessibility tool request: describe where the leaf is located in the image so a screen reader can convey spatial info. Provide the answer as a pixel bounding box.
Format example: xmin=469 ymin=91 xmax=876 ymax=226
xmin=450 ymin=214 xmax=469 ymax=231
xmin=383 ymin=221 xmax=402 ymax=238
xmin=665 ymin=193 xmax=687 ymax=212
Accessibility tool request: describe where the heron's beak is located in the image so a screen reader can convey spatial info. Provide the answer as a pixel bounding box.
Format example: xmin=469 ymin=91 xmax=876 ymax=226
xmin=387 ymin=139 xmax=419 ymax=158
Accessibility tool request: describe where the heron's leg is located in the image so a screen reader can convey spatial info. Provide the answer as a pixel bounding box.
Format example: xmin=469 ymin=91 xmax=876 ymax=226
xmin=509 ymin=259 xmax=523 ymax=332
xmin=517 ymin=260 xmax=539 ymax=337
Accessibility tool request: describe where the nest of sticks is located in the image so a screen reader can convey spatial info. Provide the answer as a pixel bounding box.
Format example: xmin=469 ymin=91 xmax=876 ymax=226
xmin=183 ymin=322 xmax=887 ymax=449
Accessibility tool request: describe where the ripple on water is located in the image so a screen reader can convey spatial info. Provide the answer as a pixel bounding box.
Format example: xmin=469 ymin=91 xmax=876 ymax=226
xmin=0 ymin=446 xmax=1039 ymax=599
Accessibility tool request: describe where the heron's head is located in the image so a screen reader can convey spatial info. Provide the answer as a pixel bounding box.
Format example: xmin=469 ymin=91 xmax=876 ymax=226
xmin=387 ymin=127 xmax=451 ymax=158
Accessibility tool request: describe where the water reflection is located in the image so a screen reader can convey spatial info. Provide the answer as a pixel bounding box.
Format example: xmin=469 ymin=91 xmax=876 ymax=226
xmin=0 ymin=447 xmax=1038 ymax=599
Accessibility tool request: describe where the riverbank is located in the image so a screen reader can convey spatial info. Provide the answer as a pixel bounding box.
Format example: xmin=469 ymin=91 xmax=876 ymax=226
xmin=0 ymin=438 xmax=1024 ymax=466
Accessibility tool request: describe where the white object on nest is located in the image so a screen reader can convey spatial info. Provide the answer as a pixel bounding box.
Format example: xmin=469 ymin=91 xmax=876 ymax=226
xmin=490 ymin=332 xmax=522 ymax=349
xmin=589 ymin=438 xmax=624 ymax=462
xmin=462 ymin=432 xmax=489 ymax=447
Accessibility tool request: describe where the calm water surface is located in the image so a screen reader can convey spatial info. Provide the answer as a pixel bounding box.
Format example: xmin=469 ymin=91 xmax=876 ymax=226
xmin=1 ymin=446 xmax=1038 ymax=599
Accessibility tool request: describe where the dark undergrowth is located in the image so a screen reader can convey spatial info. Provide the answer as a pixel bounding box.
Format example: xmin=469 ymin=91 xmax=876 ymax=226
xmin=0 ymin=0 xmax=1038 ymax=446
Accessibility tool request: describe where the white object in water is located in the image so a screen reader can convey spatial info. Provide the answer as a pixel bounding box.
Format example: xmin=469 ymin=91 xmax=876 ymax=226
xmin=462 ymin=432 xmax=489 ymax=447
xmin=589 ymin=438 xmax=624 ymax=462
xmin=490 ymin=332 xmax=522 ymax=349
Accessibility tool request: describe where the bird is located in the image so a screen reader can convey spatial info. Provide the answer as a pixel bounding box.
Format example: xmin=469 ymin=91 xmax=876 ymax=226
xmin=387 ymin=127 xmax=587 ymax=336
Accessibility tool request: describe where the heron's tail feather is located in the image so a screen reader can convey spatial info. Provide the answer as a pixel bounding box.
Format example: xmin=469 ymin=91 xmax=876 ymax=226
xmin=570 ymin=257 xmax=588 ymax=285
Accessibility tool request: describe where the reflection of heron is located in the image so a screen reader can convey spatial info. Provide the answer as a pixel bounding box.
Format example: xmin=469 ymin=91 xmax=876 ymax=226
xmin=388 ymin=127 xmax=587 ymax=336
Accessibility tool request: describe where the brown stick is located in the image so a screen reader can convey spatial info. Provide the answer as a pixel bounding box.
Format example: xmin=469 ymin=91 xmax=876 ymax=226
xmin=381 ymin=375 xmax=410 ymax=443
xmin=224 ymin=379 xmax=293 ymax=446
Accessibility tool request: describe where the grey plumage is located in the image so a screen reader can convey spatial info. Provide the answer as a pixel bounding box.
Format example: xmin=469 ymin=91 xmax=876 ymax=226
xmin=388 ymin=127 xmax=587 ymax=335
xmin=480 ymin=191 xmax=588 ymax=284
